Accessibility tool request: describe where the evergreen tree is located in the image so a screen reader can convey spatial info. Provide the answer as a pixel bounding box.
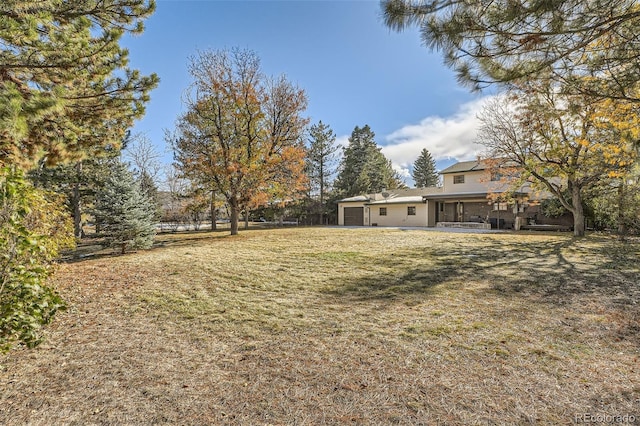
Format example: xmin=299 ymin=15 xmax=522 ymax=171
xmin=382 ymin=0 xmax=640 ymax=102
xmin=587 ymin=163 xmax=640 ymax=237
xmin=0 ymin=1 xmax=159 ymax=170
xmin=94 ymin=161 xmax=156 ymax=254
xmin=335 ymin=125 xmax=403 ymax=197
xmin=137 ymin=170 xmax=162 ymax=221
xmin=0 ymin=1 xmax=156 ymax=350
xmin=29 ymin=134 xmax=131 ymax=238
xmin=412 ymin=148 xmax=439 ymax=187
xmin=306 ymin=121 xmax=339 ymax=224
xmin=125 ymin=135 xmax=163 ymax=221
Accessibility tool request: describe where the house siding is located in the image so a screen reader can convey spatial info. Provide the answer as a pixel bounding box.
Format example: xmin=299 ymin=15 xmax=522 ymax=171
xmin=442 ymin=170 xmax=509 ymax=194
xmin=338 ymin=202 xmax=368 ymax=226
xmin=427 ymin=201 xmax=436 ymax=227
xmin=370 ymin=203 xmax=428 ymax=227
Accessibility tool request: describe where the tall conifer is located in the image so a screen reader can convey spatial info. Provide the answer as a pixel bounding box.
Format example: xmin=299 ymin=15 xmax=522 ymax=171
xmin=382 ymin=0 xmax=640 ymax=102
xmin=93 ymin=161 xmax=156 ymax=254
xmin=335 ymin=125 xmax=403 ymax=197
xmin=306 ymin=121 xmax=339 ymax=223
xmin=0 ymin=1 xmax=158 ymax=169
xmin=412 ymin=148 xmax=439 ymax=187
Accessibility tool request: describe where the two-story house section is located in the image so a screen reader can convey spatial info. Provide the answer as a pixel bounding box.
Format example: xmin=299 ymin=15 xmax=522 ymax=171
xmin=337 ymin=159 xmax=571 ymax=229
xmin=431 ymin=159 xmax=516 ymax=228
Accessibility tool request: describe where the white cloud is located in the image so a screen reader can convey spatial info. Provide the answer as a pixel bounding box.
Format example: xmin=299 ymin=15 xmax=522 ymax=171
xmin=335 ymin=135 xmax=350 ymax=148
xmin=380 ymin=96 xmax=498 ymax=179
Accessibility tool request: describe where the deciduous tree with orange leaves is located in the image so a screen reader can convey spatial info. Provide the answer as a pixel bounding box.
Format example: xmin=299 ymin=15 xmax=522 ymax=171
xmin=478 ymin=85 xmax=639 ymax=237
xmin=170 ymin=48 xmax=308 ymax=235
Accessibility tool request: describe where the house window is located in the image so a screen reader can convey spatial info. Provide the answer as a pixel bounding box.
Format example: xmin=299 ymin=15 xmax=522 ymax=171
xmin=379 ymin=207 xmax=387 ymax=216
xmin=407 ymin=206 xmax=416 ymax=215
xmin=490 ymin=172 xmax=503 ymax=181
xmin=453 ymin=175 xmax=465 ymax=184
xmin=493 ymin=202 xmax=508 ymax=211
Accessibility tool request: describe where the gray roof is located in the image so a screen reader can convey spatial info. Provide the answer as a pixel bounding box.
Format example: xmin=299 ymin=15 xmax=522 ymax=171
xmin=422 ymin=188 xmax=531 ymax=200
xmin=440 ymin=158 xmax=519 ymax=174
xmin=367 ymin=196 xmax=425 ymax=205
xmin=423 ymin=191 xmax=491 ymax=200
xmin=439 ymin=160 xmax=487 ymax=175
xmin=338 ymin=195 xmax=370 ymax=203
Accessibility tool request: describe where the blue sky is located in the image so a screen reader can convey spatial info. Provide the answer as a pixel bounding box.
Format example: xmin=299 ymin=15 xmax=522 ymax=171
xmin=123 ymin=0 xmax=493 ymax=185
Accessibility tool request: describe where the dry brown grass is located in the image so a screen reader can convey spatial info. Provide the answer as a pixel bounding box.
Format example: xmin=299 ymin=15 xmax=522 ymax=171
xmin=1 ymin=227 xmax=639 ymax=425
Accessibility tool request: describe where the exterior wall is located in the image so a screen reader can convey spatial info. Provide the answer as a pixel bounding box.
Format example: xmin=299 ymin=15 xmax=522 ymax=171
xmin=442 ymin=170 xmax=509 ymax=194
xmin=427 ymin=200 xmax=437 ymax=227
xmin=338 ymin=202 xmax=367 ymax=226
xmin=369 ymin=203 xmax=428 ymax=227
xmin=463 ymin=201 xmax=493 ymax=222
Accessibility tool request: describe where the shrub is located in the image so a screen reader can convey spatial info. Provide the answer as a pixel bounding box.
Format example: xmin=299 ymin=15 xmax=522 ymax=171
xmin=0 ymin=168 xmax=74 ymax=351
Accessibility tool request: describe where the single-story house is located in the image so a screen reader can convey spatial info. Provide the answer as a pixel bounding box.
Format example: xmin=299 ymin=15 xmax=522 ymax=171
xmin=338 ymin=159 xmax=573 ymax=230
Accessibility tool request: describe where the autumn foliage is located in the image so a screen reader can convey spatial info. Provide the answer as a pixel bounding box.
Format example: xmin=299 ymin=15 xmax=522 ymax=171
xmin=479 ymin=87 xmax=639 ymax=236
xmin=171 ymin=48 xmax=308 ymax=235
xmin=1 ymin=168 xmax=74 ymax=351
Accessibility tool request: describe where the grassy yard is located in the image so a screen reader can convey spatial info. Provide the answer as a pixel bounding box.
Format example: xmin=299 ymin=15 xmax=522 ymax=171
xmin=1 ymin=227 xmax=639 ymax=425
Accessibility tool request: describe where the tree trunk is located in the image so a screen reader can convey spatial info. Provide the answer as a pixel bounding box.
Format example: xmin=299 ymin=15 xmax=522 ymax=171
xmin=319 ymin=168 xmax=325 ymax=226
xmin=617 ymin=180 xmax=627 ymax=241
xmin=72 ymin=182 xmax=82 ymax=238
xmin=210 ymin=191 xmax=217 ymax=231
xmin=571 ymin=185 xmax=585 ymax=237
xmin=72 ymin=162 xmax=83 ymax=239
xmin=230 ymin=199 xmax=239 ymax=235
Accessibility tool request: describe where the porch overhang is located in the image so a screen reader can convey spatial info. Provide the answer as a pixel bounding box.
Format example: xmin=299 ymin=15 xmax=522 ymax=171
xmin=423 ymin=191 xmax=528 ymax=202
xmin=365 ymin=196 xmax=426 ymax=205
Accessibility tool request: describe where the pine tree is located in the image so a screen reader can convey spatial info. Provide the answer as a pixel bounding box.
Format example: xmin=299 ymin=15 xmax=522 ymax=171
xmin=412 ymin=148 xmax=439 ymax=187
xmin=306 ymin=121 xmax=339 ymax=224
xmin=137 ymin=170 xmax=162 ymax=221
xmin=29 ymin=133 xmax=131 ymax=238
xmin=335 ymin=125 xmax=403 ymax=197
xmin=124 ymin=135 xmax=162 ymax=221
xmin=0 ymin=1 xmax=157 ymax=350
xmin=382 ymin=0 xmax=640 ymax=102
xmin=0 ymin=1 xmax=159 ymax=170
xmin=94 ymin=161 xmax=156 ymax=254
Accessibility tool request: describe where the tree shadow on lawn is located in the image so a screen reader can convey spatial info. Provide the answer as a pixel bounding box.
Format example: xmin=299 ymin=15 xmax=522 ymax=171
xmin=324 ymin=236 xmax=640 ymax=307
xmin=60 ymin=230 xmax=234 ymax=263
xmin=61 ymin=225 xmax=305 ymax=263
